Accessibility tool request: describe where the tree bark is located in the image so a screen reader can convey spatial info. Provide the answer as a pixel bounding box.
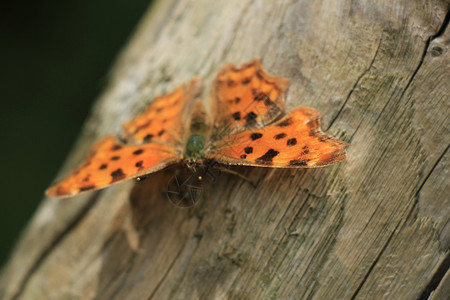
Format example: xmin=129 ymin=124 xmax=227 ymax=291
xmin=1 ymin=0 xmax=449 ymax=299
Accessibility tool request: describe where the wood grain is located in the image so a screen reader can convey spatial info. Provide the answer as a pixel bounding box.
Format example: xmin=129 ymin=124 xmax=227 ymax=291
xmin=1 ymin=0 xmax=448 ymax=299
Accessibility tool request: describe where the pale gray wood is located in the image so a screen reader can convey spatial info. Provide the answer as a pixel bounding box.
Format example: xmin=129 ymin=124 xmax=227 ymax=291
xmin=1 ymin=0 xmax=448 ymax=299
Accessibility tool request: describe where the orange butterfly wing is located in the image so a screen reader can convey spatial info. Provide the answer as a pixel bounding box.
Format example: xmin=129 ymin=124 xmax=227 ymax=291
xmin=211 ymin=59 xmax=289 ymax=138
xmin=206 ymin=107 xmax=347 ymax=168
xmin=46 ymin=137 xmax=181 ymax=197
xmin=46 ymin=80 xmax=201 ymax=198
xmin=122 ymin=79 xmax=201 ymax=144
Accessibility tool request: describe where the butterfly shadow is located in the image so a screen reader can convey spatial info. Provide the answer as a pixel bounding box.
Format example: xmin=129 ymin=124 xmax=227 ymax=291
xmin=93 ymin=164 xmax=313 ymax=299
xmin=93 ymin=167 xmax=169 ymax=298
xmin=93 ymin=164 xmax=218 ymax=299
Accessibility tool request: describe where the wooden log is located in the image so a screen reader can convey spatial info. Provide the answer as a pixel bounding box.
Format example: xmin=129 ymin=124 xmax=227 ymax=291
xmin=1 ymin=0 xmax=448 ymax=299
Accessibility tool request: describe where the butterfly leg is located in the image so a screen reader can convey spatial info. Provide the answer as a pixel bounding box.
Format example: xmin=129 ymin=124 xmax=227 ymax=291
xmin=166 ymin=168 xmax=203 ymax=208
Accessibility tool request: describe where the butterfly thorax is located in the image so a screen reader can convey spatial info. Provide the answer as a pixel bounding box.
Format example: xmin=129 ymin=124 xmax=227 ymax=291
xmin=185 ymin=134 xmax=205 ymax=160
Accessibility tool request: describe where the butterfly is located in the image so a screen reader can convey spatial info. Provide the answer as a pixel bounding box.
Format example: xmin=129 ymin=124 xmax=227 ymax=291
xmin=46 ymin=59 xmax=348 ymax=198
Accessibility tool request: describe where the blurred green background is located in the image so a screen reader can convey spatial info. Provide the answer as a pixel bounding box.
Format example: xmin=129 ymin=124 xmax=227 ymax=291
xmin=0 ymin=0 xmax=152 ymax=267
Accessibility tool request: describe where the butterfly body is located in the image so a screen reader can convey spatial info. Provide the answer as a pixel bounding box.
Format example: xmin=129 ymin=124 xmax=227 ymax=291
xmin=46 ymin=60 xmax=347 ymax=198
xmin=183 ymin=99 xmax=209 ymax=163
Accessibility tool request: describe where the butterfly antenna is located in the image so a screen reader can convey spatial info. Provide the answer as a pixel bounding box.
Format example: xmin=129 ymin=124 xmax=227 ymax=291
xmin=218 ymin=167 xmax=257 ymax=188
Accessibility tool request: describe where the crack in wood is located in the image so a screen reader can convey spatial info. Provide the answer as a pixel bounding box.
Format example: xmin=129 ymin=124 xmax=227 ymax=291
xmin=326 ymin=38 xmax=382 ymax=131
xmin=415 ymin=144 xmax=449 ymax=197
xmin=350 ymin=221 xmax=401 ymax=300
xmin=11 ymin=192 xmax=102 ymax=300
xmin=370 ymin=8 xmax=450 ymax=132
xmin=333 ymin=6 xmax=448 ymax=134
xmin=347 ymin=121 xmax=362 ymax=143
xmin=272 ymin=192 xmax=302 ymax=236
xmin=401 ymin=143 xmax=450 ymax=229
xmin=417 ymin=253 xmax=450 ymax=300
xmin=298 ymin=196 xmax=347 ymax=294
xmin=430 ymin=8 xmax=450 ymax=41
xmin=148 ymin=218 xmax=205 ymax=299
xmin=349 ymin=12 xmax=450 ymax=297
xmin=253 ymin=193 xmax=310 ymax=286
xmin=147 ymin=245 xmax=185 ymax=300
xmin=397 ymin=8 xmax=450 ymax=111
xmin=108 ymin=252 xmax=139 ymax=299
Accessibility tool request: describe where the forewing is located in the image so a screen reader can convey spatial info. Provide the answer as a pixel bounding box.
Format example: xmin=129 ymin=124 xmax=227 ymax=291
xmin=211 ymin=59 xmax=289 ymax=138
xmin=207 ymin=107 xmax=347 ymax=168
xmin=122 ymin=78 xmax=201 ymax=144
xmin=46 ymin=137 xmax=181 ymax=197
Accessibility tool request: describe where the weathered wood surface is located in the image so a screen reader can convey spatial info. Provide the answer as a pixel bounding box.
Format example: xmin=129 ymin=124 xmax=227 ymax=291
xmin=1 ymin=0 xmax=449 ymax=299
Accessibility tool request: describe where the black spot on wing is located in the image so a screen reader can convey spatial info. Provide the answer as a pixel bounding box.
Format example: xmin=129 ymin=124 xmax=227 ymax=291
xmin=253 ymin=91 xmax=274 ymax=106
xmin=244 ymin=147 xmax=253 ymax=154
xmin=240 ymin=154 xmax=247 ymax=159
xmin=255 ymin=149 xmax=279 ymax=165
xmin=111 ymin=144 xmax=122 ymax=151
xmin=99 ymin=163 xmax=108 ymax=170
xmin=158 ymin=129 xmax=165 ymax=136
xmin=289 ymin=159 xmax=309 ymax=166
xmin=235 ymin=97 xmax=241 ymax=104
xmin=232 ymin=112 xmax=241 ymax=121
xmin=242 ymin=78 xmax=251 ymax=85
xmin=250 ymin=133 xmax=263 ymax=140
xmin=314 ymin=151 xmax=344 ymax=166
xmin=111 ymin=168 xmax=126 ymax=182
xmin=274 ymin=133 xmax=286 ymax=139
xmin=245 ymin=112 xmax=257 ymax=125
xmin=133 ymin=149 xmax=144 ymax=155
xmin=277 ymin=118 xmax=293 ymax=127
xmin=111 ymin=156 xmax=120 ymax=161
xmin=79 ymin=185 xmax=95 ymax=192
xmin=135 ymin=161 xmax=143 ymax=168
xmin=287 ymin=138 xmax=297 ymax=146
xmin=144 ymin=134 xmax=154 ymax=142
